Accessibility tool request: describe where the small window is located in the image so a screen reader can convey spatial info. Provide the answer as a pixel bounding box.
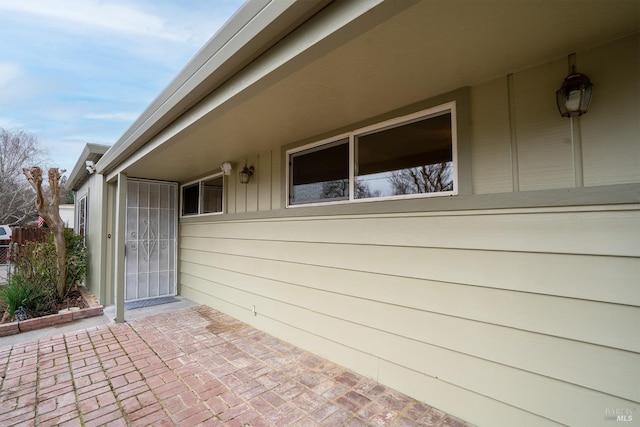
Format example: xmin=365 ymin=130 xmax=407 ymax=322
xmin=181 ymin=173 xmax=224 ymax=216
xmin=201 ymin=176 xmax=223 ymax=214
xmin=289 ymin=138 xmax=349 ymax=205
xmin=77 ymin=194 xmax=88 ymax=243
xmin=286 ymin=102 xmax=457 ymax=206
xmin=182 ymin=183 xmax=199 ymax=216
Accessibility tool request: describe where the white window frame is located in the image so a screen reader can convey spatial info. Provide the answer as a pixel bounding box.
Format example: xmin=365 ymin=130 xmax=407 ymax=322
xmin=286 ymin=101 xmax=458 ymax=207
xmin=287 ymin=135 xmax=351 ymax=206
xmin=180 ymin=172 xmax=225 ymax=217
xmin=76 ymin=192 xmax=88 ymax=243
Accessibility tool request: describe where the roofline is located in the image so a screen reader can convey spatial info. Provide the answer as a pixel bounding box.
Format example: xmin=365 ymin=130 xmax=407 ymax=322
xmin=97 ymin=0 xmax=332 ymax=176
xmin=67 ymin=143 xmax=111 ymax=191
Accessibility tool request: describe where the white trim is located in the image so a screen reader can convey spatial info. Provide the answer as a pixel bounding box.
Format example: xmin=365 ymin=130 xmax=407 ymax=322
xmin=286 ymin=101 xmax=458 ymax=208
xmin=287 ymin=132 xmax=351 ymax=156
xmin=123 ymin=178 xmax=179 ymax=304
xmin=76 ymin=191 xmax=89 ymax=242
xmin=355 ymin=101 xmax=456 ymax=136
xmin=451 ymin=102 xmax=459 ymax=196
xmin=180 ymin=172 xmax=226 ymax=217
xmin=286 ymin=135 xmax=350 ymax=206
xmin=349 ymin=134 xmax=355 ymax=203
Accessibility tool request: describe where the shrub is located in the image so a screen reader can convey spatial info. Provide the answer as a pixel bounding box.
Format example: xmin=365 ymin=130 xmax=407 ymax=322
xmin=12 ymin=237 xmax=57 ymax=298
xmin=64 ymin=230 xmax=87 ymax=293
xmin=12 ymin=229 xmax=87 ymax=303
xmin=0 ymin=273 xmax=56 ymax=318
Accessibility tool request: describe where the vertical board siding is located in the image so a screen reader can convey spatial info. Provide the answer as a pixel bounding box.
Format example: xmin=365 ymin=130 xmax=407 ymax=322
xmin=469 ymin=35 xmax=640 ymax=195
xmin=258 ymin=151 xmax=272 ymax=211
xmin=581 ymin=34 xmax=640 ymax=187
xmin=226 ymin=171 xmax=237 ymax=214
xmin=514 ymin=59 xmax=574 ymax=191
xmin=179 ymin=205 xmax=640 ymax=427
xmin=235 ymin=176 xmax=247 ymax=213
xmin=227 ymin=151 xmax=278 ymax=213
xmin=271 ymin=149 xmax=281 ymax=209
xmin=470 ymin=78 xmax=513 ymax=194
xmin=84 ymin=177 xmax=105 ymax=302
xmin=245 ymin=154 xmax=259 ymax=212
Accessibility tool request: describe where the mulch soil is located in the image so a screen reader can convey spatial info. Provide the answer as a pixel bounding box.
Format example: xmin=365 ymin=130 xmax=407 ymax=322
xmin=0 ymin=287 xmax=87 ymax=324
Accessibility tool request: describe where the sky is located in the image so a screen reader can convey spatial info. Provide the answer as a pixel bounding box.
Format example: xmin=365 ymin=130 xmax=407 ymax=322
xmin=0 ymin=0 xmax=245 ymax=175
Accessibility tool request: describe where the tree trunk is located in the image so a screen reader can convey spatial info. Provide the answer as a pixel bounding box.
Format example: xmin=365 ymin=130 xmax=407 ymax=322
xmin=22 ymin=167 xmax=67 ymax=300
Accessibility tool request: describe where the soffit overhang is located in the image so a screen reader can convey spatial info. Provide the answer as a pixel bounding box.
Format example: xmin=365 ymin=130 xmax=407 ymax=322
xmin=98 ymin=0 xmax=333 ymax=179
xmin=104 ymin=0 xmax=639 ymax=184
xmin=67 ymin=143 xmax=111 ymax=191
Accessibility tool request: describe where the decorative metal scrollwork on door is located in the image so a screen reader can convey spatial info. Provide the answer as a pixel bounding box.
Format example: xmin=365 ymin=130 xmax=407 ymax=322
xmin=141 ymin=219 xmax=156 ymax=261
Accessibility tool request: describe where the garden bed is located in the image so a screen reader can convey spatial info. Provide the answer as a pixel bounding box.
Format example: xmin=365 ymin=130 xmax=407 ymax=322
xmin=0 ymin=286 xmax=103 ymax=337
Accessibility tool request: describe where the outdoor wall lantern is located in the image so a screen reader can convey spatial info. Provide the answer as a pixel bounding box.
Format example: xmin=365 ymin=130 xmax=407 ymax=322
xmin=556 ymin=65 xmax=593 ymax=117
xmin=239 ymin=161 xmax=254 ymax=184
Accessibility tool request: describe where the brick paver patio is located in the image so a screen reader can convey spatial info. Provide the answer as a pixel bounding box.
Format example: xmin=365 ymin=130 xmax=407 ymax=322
xmin=0 ymin=305 xmax=473 ymax=426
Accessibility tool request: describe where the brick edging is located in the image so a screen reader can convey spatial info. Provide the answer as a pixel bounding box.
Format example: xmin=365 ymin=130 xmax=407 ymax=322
xmin=0 ymin=286 xmax=103 ymax=337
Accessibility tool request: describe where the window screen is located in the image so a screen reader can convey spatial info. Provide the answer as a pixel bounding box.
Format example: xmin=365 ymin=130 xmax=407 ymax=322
xmin=201 ymin=176 xmax=223 ymax=214
xmin=289 ymin=138 xmax=349 ymax=205
xmin=181 ymin=183 xmax=199 ymax=216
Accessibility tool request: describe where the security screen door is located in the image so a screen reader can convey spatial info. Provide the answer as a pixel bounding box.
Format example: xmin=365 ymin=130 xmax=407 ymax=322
xmin=125 ymin=180 xmax=178 ymax=302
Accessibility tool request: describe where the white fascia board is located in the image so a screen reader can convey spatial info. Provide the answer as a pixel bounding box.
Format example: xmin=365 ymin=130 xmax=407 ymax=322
xmin=67 ymin=143 xmax=110 ymax=190
xmin=98 ymin=0 xmax=331 ymax=176
xmin=105 ymin=0 xmax=392 ymax=183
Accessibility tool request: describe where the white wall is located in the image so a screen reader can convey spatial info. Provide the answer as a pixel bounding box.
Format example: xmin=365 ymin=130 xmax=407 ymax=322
xmin=59 ymin=204 xmax=75 ymax=229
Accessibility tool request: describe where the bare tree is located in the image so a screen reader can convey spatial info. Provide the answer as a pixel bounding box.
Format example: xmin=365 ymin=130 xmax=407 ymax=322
xmin=322 ymin=179 xmax=381 ymax=199
xmin=388 ymin=162 xmax=453 ymax=195
xmin=322 ymin=179 xmax=349 ymax=199
xmin=354 ymin=179 xmax=380 ymax=199
xmin=23 ymin=167 xmax=68 ymax=299
xmin=0 ymin=129 xmax=47 ymax=225
xmin=59 ymin=175 xmax=75 ymax=204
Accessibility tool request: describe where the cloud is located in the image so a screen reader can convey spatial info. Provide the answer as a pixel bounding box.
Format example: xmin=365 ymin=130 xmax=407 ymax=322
xmin=0 ymin=0 xmax=246 ymax=173
xmin=0 ymin=63 xmax=21 ymax=88
xmin=0 ymin=117 xmax=23 ymax=129
xmin=0 ymin=0 xmax=187 ymax=41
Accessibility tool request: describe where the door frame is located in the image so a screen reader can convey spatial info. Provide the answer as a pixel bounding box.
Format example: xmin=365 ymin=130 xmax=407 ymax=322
xmin=124 ymin=178 xmax=178 ymax=302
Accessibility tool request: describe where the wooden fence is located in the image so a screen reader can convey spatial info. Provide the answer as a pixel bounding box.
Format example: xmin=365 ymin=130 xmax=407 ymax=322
xmin=0 ymin=228 xmax=50 ymax=265
xmin=10 ymin=227 xmax=50 ymax=245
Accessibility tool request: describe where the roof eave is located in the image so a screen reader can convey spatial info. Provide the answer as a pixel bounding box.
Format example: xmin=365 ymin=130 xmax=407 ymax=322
xmin=97 ymin=0 xmax=332 ymax=178
xmin=67 ymin=143 xmax=110 ymax=191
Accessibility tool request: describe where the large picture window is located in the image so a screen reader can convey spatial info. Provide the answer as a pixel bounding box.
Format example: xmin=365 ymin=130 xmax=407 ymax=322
xmin=181 ymin=173 xmax=224 ymax=216
xmin=287 ymin=102 xmax=457 ymax=206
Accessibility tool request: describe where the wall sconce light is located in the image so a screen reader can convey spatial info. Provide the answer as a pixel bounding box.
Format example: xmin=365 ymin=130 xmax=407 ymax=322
xmin=85 ymin=160 xmax=96 ymax=174
xmin=220 ymin=162 xmax=233 ymax=175
xmin=556 ymin=65 xmax=593 ymax=117
xmin=239 ymin=161 xmax=254 ymax=184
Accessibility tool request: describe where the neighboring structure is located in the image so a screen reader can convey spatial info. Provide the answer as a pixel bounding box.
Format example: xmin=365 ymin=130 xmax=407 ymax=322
xmin=69 ymin=2 xmax=639 ymax=426
xmin=59 ymin=204 xmax=75 ymax=229
xmin=68 ymin=142 xmax=110 ymax=301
